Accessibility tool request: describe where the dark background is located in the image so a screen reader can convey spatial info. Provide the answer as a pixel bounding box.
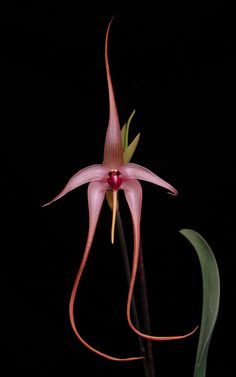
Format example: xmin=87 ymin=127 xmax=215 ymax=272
xmin=2 ymin=2 xmax=234 ymax=377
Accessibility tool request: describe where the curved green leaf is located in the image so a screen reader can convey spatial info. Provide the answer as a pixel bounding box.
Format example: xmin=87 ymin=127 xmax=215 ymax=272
xmin=180 ymin=229 xmax=220 ymax=377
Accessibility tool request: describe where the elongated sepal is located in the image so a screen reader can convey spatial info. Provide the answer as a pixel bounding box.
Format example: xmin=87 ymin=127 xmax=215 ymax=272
xmin=69 ymin=181 xmax=142 ymax=361
xmin=103 ymin=17 xmax=124 ymax=168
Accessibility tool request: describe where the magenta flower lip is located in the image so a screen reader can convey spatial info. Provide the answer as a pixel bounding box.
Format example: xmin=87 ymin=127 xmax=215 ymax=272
xmin=107 ymin=169 xmax=123 ymax=190
xmin=43 ymin=18 xmax=197 ymax=361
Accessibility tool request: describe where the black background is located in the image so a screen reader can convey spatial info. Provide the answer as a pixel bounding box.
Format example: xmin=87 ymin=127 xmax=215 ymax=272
xmin=2 ymin=2 xmax=234 ymax=377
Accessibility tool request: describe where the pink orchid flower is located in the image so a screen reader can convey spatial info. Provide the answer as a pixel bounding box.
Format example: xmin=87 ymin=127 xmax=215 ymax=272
xmin=43 ymin=19 xmax=197 ymax=361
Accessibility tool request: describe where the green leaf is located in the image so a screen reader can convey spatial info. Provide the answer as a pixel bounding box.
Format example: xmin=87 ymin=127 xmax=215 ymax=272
xmin=180 ymin=229 xmax=220 ymax=377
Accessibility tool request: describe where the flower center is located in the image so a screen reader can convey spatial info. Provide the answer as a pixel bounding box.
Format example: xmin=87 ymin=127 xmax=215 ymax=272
xmin=107 ymin=170 xmax=123 ymax=190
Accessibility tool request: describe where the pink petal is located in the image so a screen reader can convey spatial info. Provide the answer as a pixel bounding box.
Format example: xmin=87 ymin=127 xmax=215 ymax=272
xmin=69 ymin=181 xmax=142 ymax=361
xmin=123 ymin=180 xmax=198 ymax=341
xmin=103 ymin=17 xmax=124 ymax=169
xmin=121 ymin=163 xmax=178 ymax=195
xmin=42 ymin=164 xmax=108 ymax=207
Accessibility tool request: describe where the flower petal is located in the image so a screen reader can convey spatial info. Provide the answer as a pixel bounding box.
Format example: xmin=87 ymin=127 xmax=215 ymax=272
xmin=103 ymin=17 xmax=124 ymax=169
xmin=121 ymin=163 xmax=178 ymax=195
xmin=123 ymin=179 xmax=197 ymax=341
xmin=42 ymin=164 xmax=108 ymax=206
xmin=69 ymin=181 xmax=142 ymax=361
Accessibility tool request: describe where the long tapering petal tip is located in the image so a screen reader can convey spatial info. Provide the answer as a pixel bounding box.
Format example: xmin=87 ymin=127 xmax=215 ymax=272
xmin=103 ymin=15 xmax=124 ymax=168
xmin=168 ymin=188 xmax=178 ymax=196
xmin=41 ymin=202 xmax=50 ymax=208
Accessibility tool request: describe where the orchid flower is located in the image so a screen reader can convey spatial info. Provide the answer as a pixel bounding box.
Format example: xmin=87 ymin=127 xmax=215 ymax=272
xmin=43 ymin=18 xmax=197 ymax=361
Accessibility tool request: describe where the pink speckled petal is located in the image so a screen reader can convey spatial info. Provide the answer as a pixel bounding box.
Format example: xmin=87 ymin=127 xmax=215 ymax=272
xmin=121 ymin=163 xmax=178 ymax=195
xmin=103 ymin=17 xmax=124 ymax=169
xmin=42 ymin=164 xmax=108 ymax=206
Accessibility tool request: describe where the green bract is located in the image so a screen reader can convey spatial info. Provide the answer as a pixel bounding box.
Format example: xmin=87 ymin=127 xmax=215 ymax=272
xmin=121 ymin=110 xmax=140 ymax=163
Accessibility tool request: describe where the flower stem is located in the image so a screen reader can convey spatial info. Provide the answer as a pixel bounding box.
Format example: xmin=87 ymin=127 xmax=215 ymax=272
xmin=137 ymin=239 xmax=156 ymax=377
xmin=116 ymin=210 xmax=156 ymax=377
